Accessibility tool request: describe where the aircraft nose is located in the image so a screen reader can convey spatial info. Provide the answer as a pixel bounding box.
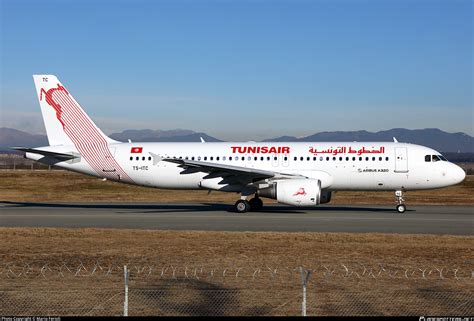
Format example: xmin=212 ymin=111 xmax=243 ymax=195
xmin=451 ymin=164 xmax=466 ymax=184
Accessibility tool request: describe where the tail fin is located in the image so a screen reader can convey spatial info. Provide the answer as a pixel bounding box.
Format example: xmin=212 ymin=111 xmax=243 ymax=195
xmin=33 ymin=75 xmax=117 ymax=146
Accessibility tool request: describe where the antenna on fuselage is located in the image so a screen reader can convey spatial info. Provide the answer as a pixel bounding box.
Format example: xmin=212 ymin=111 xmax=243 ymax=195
xmin=393 ymin=137 xmax=398 ymax=143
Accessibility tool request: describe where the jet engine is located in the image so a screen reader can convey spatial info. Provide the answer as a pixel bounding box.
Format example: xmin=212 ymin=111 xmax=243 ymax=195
xmin=259 ymin=179 xmax=323 ymax=206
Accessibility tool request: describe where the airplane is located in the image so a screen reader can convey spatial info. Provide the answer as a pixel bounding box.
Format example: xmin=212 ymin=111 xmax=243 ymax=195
xmin=14 ymin=75 xmax=466 ymax=214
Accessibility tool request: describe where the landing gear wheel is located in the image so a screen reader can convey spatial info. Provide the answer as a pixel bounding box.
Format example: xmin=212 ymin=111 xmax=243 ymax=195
xmin=395 ymin=190 xmax=406 ymax=214
xmin=396 ymin=204 xmax=406 ymax=213
xmin=235 ymin=200 xmax=250 ymax=213
xmin=249 ymin=197 xmax=264 ymax=211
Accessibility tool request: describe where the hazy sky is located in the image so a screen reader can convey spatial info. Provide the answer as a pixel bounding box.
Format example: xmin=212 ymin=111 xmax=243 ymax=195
xmin=1 ymin=0 xmax=472 ymax=141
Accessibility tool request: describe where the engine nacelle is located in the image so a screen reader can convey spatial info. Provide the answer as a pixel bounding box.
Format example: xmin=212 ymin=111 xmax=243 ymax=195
xmin=260 ymin=179 xmax=322 ymax=206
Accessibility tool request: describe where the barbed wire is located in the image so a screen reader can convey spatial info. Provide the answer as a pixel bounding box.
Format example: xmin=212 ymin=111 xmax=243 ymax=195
xmin=1 ymin=261 xmax=473 ymax=281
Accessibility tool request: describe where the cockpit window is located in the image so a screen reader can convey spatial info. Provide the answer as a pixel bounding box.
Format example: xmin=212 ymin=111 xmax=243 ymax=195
xmin=426 ymin=154 xmax=448 ymax=162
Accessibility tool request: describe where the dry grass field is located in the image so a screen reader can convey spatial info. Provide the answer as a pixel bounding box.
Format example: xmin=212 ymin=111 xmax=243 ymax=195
xmin=1 ymin=228 xmax=472 ymax=267
xmin=2 ymin=170 xmax=473 ymax=205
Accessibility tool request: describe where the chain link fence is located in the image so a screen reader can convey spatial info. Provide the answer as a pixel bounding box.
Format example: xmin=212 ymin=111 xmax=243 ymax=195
xmin=1 ymin=261 xmax=472 ymax=316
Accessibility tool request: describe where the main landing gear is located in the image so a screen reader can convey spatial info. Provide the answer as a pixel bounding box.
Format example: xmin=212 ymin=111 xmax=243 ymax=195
xmin=234 ymin=195 xmax=263 ymax=213
xmin=395 ymin=190 xmax=406 ymax=213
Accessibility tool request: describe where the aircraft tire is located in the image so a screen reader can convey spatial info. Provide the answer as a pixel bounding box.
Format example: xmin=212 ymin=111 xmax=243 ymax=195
xmin=235 ymin=200 xmax=250 ymax=213
xmin=249 ymin=198 xmax=263 ymax=211
xmin=396 ymin=204 xmax=406 ymax=213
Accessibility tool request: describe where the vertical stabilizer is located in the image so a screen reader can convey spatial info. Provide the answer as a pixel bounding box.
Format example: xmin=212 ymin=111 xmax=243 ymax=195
xmin=33 ymin=75 xmax=117 ymax=146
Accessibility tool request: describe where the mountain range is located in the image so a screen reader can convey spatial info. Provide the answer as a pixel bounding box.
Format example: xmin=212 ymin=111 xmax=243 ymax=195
xmin=1 ymin=127 xmax=472 ymax=153
xmin=109 ymin=129 xmax=221 ymax=143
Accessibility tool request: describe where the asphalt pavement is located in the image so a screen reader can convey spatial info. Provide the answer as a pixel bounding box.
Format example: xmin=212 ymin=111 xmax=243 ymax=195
xmin=0 ymin=201 xmax=472 ymax=235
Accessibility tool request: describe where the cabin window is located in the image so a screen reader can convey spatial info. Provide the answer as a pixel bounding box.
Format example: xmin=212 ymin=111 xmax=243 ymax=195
xmin=267 ymin=156 xmax=270 ymax=161
xmin=326 ymin=157 xmax=330 ymax=161
xmin=320 ymin=157 xmax=323 ymax=161
xmin=379 ymin=157 xmax=382 ymax=161
xmin=229 ymin=156 xmax=232 ymax=161
xmin=216 ymin=157 xmax=220 ymax=161
xmin=148 ymin=156 xmax=152 ymax=161
xmin=130 ymin=156 xmax=133 ymax=161
xmin=339 ymin=157 xmax=343 ymax=161
xmin=284 ymin=156 xmax=288 ymax=161
xmin=346 ymin=157 xmax=349 ymax=161
xmin=261 ymin=156 xmax=264 ymax=161
xmin=333 ymin=157 xmax=336 ymax=161
xmin=294 ymin=157 xmax=297 ymax=161
xmin=254 ymin=156 xmax=258 ymax=161
xmin=386 ymin=157 xmax=389 ymax=161
xmin=135 ymin=156 xmax=139 ymax=161
xmin=223 ymin=156 xmax=226 ymax=161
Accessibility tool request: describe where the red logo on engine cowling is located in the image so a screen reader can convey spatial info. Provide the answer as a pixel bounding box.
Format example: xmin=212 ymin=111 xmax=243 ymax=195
xmin=293 ymin=188 xmax=307 ymax=196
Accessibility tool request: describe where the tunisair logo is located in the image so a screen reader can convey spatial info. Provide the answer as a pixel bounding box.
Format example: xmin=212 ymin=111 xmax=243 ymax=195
xmin=40 ymin=84 xmax=69 ymax=128
xmin=231 ymin=146 xmax=290 ymax=154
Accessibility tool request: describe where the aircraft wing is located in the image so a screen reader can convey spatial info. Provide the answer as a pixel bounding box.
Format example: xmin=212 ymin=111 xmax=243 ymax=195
xmin=163 ymin=158 xmax=304 ymax=185
xmin=11 ymin=147 xmax=78 ymax=161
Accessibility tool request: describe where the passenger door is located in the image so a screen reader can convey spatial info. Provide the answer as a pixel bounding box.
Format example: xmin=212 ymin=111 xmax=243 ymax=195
xmin=394 ymin=147 xmax=408 ymax=173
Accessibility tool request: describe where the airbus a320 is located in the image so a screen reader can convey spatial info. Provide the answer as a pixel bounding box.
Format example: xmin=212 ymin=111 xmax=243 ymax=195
xmin=15 ymin=75 xmax=466 ymax=213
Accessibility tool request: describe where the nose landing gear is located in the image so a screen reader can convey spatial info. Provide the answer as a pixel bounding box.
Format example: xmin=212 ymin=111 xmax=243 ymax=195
xmin=395 ymin=190 xmax=406 ymax=213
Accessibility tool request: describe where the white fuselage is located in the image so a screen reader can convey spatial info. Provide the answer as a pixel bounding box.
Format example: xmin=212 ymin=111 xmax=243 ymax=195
xmin=26 ymin=141 xmax=466 ymax=192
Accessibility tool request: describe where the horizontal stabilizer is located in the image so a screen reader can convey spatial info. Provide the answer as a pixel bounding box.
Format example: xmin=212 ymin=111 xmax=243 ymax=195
xmin=11 ymin=147 xmax=78 ymax=160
